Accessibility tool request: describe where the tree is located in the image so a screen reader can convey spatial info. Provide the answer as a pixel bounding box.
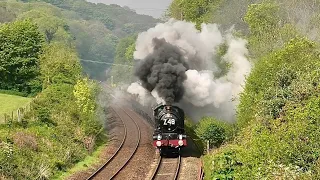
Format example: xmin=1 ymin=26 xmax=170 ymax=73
xmin=17 ymin=8 xmax=73 ymax=44
xmin=39 ymin=43 xmax=82 ymax=88
xmin=73 ymin=78 xmax=96 ymax=114
xmin=168 ymin=0 xmax=221 ymax=29
xmin=109 ymin=35 xmax=136 ymax=84
xmin=0 ymin=19 xmax=44 ymax=95
xmin=195 ymin=117 xmax=232 ymax=148
xmin=244 ymin=2 xmax=301 ymax=59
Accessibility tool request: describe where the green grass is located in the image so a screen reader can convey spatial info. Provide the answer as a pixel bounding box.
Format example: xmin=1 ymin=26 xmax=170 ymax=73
xmin=53 ymin=143 xmax=107 ymax=180
xmin=0 ymin=93 xmax=31 ymax=115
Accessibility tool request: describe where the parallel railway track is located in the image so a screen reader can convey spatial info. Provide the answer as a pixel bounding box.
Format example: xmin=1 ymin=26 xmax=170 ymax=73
xmin=87 ymin=106 xmax=141 ymax=180
xmin=151 ymin=154 xmax=181 ymax=180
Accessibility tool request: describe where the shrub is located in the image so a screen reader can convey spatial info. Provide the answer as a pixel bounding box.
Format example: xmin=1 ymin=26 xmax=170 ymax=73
xmin=204 ymin=38 xmax=320 ymax=179
xmin=195 ymin=117 xmax=233 ymax=148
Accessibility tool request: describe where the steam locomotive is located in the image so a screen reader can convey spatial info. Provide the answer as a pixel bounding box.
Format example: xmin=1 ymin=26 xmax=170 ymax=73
xmin=152 ymin=104 xmax=187 ymax=155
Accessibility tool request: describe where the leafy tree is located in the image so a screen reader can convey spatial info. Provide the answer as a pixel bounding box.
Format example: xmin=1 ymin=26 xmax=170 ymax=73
xmin=244 ymin=2 xmax=283 ymax=58
xmin=0 ymin=19 xmax=44 ymax=95
xmin=195 ymin=117 xmax=233 ymax=148
xmin=33 ymin=0 xmax=159 ymax=36
xmin=17 ymin=8 xmax=73 ymax=44
xmin=168 ymin=0 xmax=222 ymax=29
xmin=39 ymin=43 xmax=81 ymax=88
xmin=69 ymin=20 xmax=118 ymax=80
xmin=109 ymin=35 xmax=136 ymax=84
xmin=73 ymin=78 xmax=96 ymax=114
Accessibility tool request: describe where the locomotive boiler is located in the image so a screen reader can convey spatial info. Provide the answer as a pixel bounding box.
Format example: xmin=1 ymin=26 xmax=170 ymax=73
xmin=152 ymin=104 xmax=187 ymax=155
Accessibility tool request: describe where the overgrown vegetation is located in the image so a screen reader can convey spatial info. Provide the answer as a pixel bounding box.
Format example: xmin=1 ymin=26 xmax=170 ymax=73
xmin=166 ymin=0 xmax=320 ymax=179
xmin=195 ymin=117 xmax=233 ymax=148
xmin=0 ymin=0 xmax=159 ymax=80
xmin=207 ymin=38 xmax=320 ymax=179
xmin=109 ymin=35 xmax=136 ymax=85
xmin=0 ymin=17 xmax=104 ymax=180
xmin=0 ymin=0 xmax=159 ymax=178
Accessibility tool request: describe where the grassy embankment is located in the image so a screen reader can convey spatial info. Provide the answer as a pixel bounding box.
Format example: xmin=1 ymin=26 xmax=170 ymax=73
xmin=0 ymin=93 xmax=31 ymax=119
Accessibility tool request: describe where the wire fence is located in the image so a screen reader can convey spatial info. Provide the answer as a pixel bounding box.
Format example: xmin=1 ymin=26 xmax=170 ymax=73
xmin=0 ymin=99 xmax=36 ymax=125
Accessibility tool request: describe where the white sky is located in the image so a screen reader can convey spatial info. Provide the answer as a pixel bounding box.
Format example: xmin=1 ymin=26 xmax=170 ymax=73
xmin=86 ymin=0 xmax=172 ymax=18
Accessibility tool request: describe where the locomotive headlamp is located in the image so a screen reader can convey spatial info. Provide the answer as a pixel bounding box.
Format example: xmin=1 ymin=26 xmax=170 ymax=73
xmin=178 ymin=134 xmax=183 ymax=140
xmin=156 ymin=141 xmax=162 ymax=147
xmin=178 ymin=140 xmax=184 ymax=146
xmin=157 ymin=134 xmax=162 ymax=140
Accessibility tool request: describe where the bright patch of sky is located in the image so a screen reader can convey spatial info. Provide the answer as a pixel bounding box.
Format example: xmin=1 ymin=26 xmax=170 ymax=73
xmin=87 ymin=0 xmax=172 ymax=18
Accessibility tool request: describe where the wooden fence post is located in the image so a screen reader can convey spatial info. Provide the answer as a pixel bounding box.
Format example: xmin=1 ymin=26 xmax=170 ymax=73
xmin=17 ymin=109 xmax=21 ymax=122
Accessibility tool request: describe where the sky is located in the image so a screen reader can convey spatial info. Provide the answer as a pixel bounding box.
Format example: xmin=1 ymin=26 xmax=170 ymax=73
xmin=86 ymin=0 xmax=172 ymax=18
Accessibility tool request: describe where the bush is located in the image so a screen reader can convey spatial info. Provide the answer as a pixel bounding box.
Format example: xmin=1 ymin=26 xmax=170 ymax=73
xmin=195 ymin=117 xmax=233 ymax=148
xmin=203 ymin=38 xmax=320 ymax=179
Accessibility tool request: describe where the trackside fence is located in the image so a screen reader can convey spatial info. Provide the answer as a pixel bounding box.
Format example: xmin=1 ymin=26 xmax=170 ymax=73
xmin=0 ymin=99 xmax=36 ymax=124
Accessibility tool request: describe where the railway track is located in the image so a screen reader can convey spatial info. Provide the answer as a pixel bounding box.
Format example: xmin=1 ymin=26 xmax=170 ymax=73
xmin=87 ymin=106 xmax=141 ymax=180
xmin=151 ymin=154 xmax=181 ymax=180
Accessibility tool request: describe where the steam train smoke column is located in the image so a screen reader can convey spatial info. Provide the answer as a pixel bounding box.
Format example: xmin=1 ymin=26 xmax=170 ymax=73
xmin=134 ymin=38 xmax=189 ymax=104
xmin=128 ymin=19 xmax=252 ymax=122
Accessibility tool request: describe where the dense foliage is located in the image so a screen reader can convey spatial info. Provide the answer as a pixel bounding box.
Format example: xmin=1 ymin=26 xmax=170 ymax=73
xmin=168 ymin=0 xmax=223 ymax=29
xmin=0 ymin=0 xmax=159 ymax=80
xmin=0 ymin=20 xmax=44 ymax=96
xmin=0 ymin=17 xmax=102 ymax=180
xmin=205 ymin=37 xmax=320 ymax=179
xmin=0 ymin=0 xmax=157 ymax=179
xmin=109 ymin=35 xmax=136 ymax=85
xmin=195 ymin=117 xmax=233 ymax=148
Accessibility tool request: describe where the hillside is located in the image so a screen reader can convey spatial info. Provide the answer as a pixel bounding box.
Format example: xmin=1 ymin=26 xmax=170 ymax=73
xmin=86 ymin=0 xmax=172 ymax=18
xmin=36 ymin=0 xmax=160 ymax=36
xmin=0 ymin=0 xmax=160 ymax=80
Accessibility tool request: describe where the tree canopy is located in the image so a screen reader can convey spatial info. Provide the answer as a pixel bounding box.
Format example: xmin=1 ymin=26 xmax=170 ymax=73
xmin=0 ymin=19 xmax=44 ymax=95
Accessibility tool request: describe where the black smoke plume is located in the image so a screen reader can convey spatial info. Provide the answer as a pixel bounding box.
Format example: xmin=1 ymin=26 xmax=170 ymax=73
xmin=135 ymin=38 xmax=189 ymax=104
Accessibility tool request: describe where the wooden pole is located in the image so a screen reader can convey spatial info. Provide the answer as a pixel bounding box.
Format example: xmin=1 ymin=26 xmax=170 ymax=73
xmin=17 ymin=109 xmax=21 ymax=122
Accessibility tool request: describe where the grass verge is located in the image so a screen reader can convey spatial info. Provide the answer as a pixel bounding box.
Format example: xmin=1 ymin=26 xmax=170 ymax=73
xmin=53 ymin=142 xmax=108 ymax=180
xmin=0 ymin=93 xmax=31 ymax=115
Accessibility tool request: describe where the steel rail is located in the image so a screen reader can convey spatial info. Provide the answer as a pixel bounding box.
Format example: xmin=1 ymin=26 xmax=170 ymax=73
xmin=86 ymin=107 xmax=127 ymax=180
xmin=150 ymin=154 xmax=181 ymax=180
xmin=109 ymin=106 xmax=141 ymax=179
xmin=150 ymin=155 xmax=162 ymax=180
xmin=174 ymin=155 xmax=181 ymax=180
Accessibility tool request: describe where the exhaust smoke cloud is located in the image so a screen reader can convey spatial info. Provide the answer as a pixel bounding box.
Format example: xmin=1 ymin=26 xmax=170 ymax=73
xmin=134 ymin=38 xmax=189 ymax=104
xmin=128 ymin=19 xmax=251 ymax=122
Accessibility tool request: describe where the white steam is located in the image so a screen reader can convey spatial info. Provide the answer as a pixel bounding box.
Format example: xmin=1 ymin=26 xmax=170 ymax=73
xmin=134 ymin=19 xmax=223 ymax=71
xmin=183 ymin=36 xmax=251 ymax=107
xmin=128 ymin=19 xmax=252 ymax=122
